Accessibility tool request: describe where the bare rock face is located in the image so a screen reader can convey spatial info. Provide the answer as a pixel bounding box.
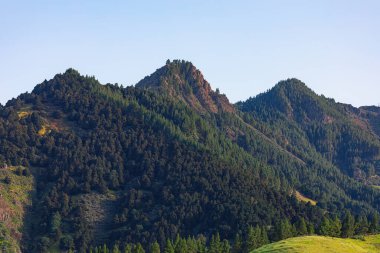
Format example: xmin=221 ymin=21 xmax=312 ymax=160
xmin=136 ymin=60 xmax=235 ymax=114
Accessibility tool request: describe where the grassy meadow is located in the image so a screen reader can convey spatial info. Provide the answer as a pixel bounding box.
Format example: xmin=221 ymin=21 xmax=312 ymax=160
xmin=252 ymin=235 xmax=380 ymax=253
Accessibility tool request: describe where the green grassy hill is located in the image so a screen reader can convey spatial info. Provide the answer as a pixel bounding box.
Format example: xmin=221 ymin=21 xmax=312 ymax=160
xmin=252 ymin=235 xmax=380 ymax=253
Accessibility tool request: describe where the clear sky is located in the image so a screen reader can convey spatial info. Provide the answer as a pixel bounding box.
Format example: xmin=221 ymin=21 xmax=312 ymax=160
xmin=1 ymin=0 xmax=379 ymax=106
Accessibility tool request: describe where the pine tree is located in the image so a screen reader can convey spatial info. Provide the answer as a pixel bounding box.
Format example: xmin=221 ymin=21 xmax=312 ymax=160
xmin=134 ymin=243 xmax=145 ymax=253
xmin=296 ymin=218 xmax=308 ymax=235
xmin=164 ymin=240 xmax=175 ymax=253
xmin=112 ymin=244 xmax=121 ymax=253
xmin=196 ymin=236 xmax=207 ymax=253
xmin=260 ymin=227 xmax=269 ymax=246
xmin=209 ymin=233 xmax=222 ymax=253
xmin=124 ymin=244 xmax=133 ymax=253
xmin=177 ymin=238 xmax=188 ymax=253
xmin=331 ymin=216 xmax=342 ymax=237
xmin=245 ymin=225 xmax=267 ymax=251
xmin=276 ymin=219 xmax=293 ymax=241
xmin=186 ymin=237 xmax=196 ymax=253
xmin=341 ymin=211 xmax=355 ymax=238
xmin=150 ymin=241 xmax=160 ymax=253
xmin=355 ymin=215 xmax=369 ymax=235
xmin=232 ymin=234 xmax=242 ymax=253
xmin=103 ymin=244 xmax=109 ymax=253
xmin=319 ymin=217 xmax=332 ymax=236
xmin=307 ymin=223 xmax=315 ymax=235
xmin=245 ymin=226 xmax=257 ymax=252
xmin=221 ymin=239 xmax=231 ymax=253
xmin=291 ymin=224 xmax=297 ymax=237
xmin=174 ymin=234 xmax=181 ymax=249
xmin=369 ymin=213 xmax=379 ymax=233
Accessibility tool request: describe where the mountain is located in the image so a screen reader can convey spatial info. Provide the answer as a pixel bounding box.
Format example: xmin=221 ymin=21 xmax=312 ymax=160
xmin=0 ymin=62 xmax=379 ymax=252
xmin=237 ymin=78 xmax=380 ymax=184
xmin=136 ymin=60 xmax=235 ymax=114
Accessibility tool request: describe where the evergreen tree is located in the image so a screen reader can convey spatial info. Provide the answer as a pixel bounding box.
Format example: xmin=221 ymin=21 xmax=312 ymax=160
xmin=175 ymin=238 xmax=187 ymax=253
xmin=296 ymin=218 xmax=308 ymax=235
xmin=369 ymin=213 xmax=379 ymax=233
xmin=150 ymin=241 xmax=160 ymax=253
xmin=341 ymin=211 xmax=355 ymax=238
xmin=355 ymin=215 xmax=369 ymax=235
xmin=245 ymin=226 xmax=257 ymax=252
xmin=330 ymin=216 xmax=342 ymax=237
xmin=232 ymin=234 xmax=243 ymax=253
xmin=196 ymin=236 xmax=207 ymax=253
xmin=245 ymin=225 xmax=268 ymax=252
xmin=209 ymin=233 xmax=222 ymax=253
xmin=174 ymin=234 xmax=181 ymax=249
xmin=221 ymin=239 xmax=231 ymax=253
xmin=124 ymin=244 xmax=133 ymax=253
xmin=103 ymin=244 xmax=109 ymax=253
xmin=307 ymin=223 xmax=315 ymax=235
xmin=260 ymin=227 xmax=269 ymax=246
xmin=275 ymin=219 xmax=293 ymax=241
xmin=134 ymin=243 xmax=145 ymax=253
xmin=164 ymin=240 xmax=175 ymax=253
xmin=112 ymin=244 xmax=121 ymax=253
xmin=319 ymin=217 xmax=332 ymax=236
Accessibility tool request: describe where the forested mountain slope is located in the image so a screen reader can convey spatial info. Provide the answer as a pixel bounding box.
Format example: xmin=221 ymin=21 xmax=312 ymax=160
xmin=0 ymin=69 xmax=321 ymax=252
xmin=135 ymin=61 xmax=380 ymax=212
xmin=357 ymin=106 xmax=380 ymax=141
xmin=0 ymin=61 xmax=379 ymax=252
xmin=237 ymin=78 xmax=380 ymax=185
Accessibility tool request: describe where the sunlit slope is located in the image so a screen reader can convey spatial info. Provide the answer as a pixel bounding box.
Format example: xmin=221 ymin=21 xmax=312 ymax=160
xmin=0 ymin=166 xmax=34 ymax=252
xmin=252 ymin=235 xmax=380 ymax=253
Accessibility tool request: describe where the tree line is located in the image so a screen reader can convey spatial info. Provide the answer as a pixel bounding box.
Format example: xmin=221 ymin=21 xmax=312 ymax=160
xmin=86 ymin=211 xmax=380 ymax=253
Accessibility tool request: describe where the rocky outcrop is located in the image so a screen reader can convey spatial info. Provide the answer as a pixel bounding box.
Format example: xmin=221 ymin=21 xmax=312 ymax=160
xmin=136 ymin=60 xmax=235 ymax=114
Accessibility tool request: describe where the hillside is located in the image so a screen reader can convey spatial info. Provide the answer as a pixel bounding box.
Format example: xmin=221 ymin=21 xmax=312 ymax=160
xmin=0 ymin=68 xmax=322 ymax=251
xmin=252 ymin=235 xmax=380 ymax=253
xmin=137 ymin=63 xmax=380 ymax=214
xmin=237 ymin=78 xmax=380 ymax=184
xmin=0 ymin=166 xmax=33 ymax=252
xmin=359 ymin=106 xmax=380 ymax=146
xmin=0 ymin=61 xmax=379 ymax=252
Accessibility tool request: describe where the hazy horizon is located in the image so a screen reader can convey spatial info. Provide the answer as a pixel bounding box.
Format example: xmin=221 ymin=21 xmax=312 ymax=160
xmin=1 ymin=0 xmax=379 ymax=107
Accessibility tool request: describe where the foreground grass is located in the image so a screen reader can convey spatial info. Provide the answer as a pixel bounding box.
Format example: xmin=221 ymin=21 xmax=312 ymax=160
xmin=252 ymin=235 xmax=380 ymax=253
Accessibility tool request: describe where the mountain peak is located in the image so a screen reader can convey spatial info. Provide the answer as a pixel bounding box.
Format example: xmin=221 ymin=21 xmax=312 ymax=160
xmin=239 ymin=78 xmax=334 ymax=122
xmin=63 ymin=68 xmax=81 ymax=76
xmin=136 ymin=60 xmax=235 ymax=114
xmin=32 ymin=68 xmax=98 ymax=98
xmin=273 ymin=78 xmax=316 ymax=96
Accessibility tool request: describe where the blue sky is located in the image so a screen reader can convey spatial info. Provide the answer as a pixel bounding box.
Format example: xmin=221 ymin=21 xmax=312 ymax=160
xmin=1 ymin=0 xmax=379 ymax=106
